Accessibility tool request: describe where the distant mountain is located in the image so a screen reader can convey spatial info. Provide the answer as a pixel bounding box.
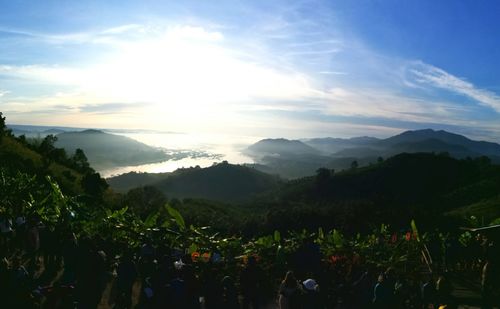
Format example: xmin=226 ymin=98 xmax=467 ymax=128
xmin=305 ymin=136 xmax=380 ymax=154
xmin=43 ymin=128 xmax=66 ymax=134
xmin=244 ymin=138 xmax=334 ymax=178
xmin=246 ymin=138 xmax=319 ymax=158
xmin=310 ymin=129 xmax=500 ymax=159
xmin=8 ymin=124 xmax=86 ymax=137
xmin=246 ymin=129 xmax=500 ymax=178
xmin=379 ymin=129 xmax=500 ymax=156
xmin=55 ymin=130 xmax=168 ymax=170
xmin=108 ymin=162 xmax=282 ymax=203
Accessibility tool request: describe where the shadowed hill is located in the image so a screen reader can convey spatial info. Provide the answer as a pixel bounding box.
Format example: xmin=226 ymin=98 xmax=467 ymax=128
xmin=278 ymin=153 xmax=497 ymax=205
xmin=263 ymin=153 xmax=500 ymax=230
xmin=108 ymin=162 xmax=283 ymax=203
xmin=246 ymin=138 xmax=319 ymax=157
xmin=106 ymin=171 xmax=168 ymax=192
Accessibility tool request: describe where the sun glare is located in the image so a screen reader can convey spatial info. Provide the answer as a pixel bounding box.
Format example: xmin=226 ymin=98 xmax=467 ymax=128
xmin=75 ymin=26 xmax=315 ymax=121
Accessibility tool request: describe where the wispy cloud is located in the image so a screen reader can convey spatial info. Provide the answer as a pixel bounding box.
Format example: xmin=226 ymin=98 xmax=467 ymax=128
xmin=285 ymin=49 xmax=340 ymax=56
xmin=286 ymin=39 xmax=343 ymax=48
xmin=318 ymin=71 xmax=347 ymax=75
xmin=0 ymin=26 xmax=94 ymax=44
xmin=0 ymin=27 xmax=38 ymax=38
xmin=100 ymin=24 xmax=145 ymax=35
xmin=0 ymin=23 xmax=151 ymax=46
xmin=407 ymin=61 xmax=500 ymax=113
xmin=316 ymin=87 xmax=474 ymax=125
xmin=79 ymin=102 xmax=147 ymax=114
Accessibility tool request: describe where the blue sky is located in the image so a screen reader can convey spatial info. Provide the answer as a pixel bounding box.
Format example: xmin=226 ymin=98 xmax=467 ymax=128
xmin=1 ymin=0 xmax=500 ymax=140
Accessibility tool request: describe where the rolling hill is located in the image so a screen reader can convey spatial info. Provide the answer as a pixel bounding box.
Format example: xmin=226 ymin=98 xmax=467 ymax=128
xmin=108 ymin=161 xmax=282 ymax=203
xmin=245 ymin=138 xmax=319 ymax=157
xmin=55 ymin=129 xmax=169 ymax=170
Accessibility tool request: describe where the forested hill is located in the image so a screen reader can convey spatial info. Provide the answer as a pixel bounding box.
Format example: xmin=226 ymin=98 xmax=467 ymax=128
xmin=261 ymin=153 xmax=500 ymax=231
xmin=107 ymin=161 xmax=282 ymax=203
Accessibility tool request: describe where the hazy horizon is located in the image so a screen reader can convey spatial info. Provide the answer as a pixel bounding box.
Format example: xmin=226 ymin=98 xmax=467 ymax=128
xmin=7 ymin=122 xmax=500 ymax=143
xmin=2 ymin=1 xmax=500 ymax=141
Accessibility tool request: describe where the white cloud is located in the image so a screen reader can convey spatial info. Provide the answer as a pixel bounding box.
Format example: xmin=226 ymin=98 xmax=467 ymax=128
xmin=408 ymin=61 xmax=500 ymax=112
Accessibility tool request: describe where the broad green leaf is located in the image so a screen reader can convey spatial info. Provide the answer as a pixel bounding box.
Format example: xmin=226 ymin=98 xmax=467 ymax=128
xmin=118 ymin=206 xmax=128 ymax=216
xmin=274 ymin=230 xmax=281 ymax=242
xmin=165 ymin=203 xmax=185 ymax=231
xmin=144 ymin=211 xmax=159 ymax=228
xmin=188 ymin=243 xmax=198 ymax=254
xmin=318 ymin=227 xmax=324 ymax=240
xmin=410 ymin=219 xmax=420 ymax=242
xmin=332 ymin=229 xmax=344 ymax=248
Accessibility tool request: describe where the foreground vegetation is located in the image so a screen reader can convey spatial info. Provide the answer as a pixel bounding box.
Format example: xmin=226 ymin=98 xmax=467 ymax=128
xmin=1 ymin=112 xmax=499 ymax=307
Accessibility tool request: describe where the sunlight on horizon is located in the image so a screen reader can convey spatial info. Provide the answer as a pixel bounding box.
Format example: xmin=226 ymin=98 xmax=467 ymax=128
xmin=7 ymin=25 xmax=317 ymax=133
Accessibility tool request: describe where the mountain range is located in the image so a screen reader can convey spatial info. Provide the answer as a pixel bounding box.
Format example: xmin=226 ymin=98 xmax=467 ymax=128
xmin=244 ymin=129 xmax=500 ymax=178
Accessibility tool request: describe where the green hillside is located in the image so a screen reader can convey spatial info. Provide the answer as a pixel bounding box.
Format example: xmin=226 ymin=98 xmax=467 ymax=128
xmin=0 ymin=113 xmax=109 ymax=198
xmin=446 ymin=195 xmax=500 ymax=224
xmin=106 ymin=171 xmax=169 ymax=192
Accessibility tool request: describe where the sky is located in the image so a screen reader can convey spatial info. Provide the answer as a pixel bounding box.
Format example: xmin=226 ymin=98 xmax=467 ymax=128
xmin=1 ymin=0 xmax=500 ymax=140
